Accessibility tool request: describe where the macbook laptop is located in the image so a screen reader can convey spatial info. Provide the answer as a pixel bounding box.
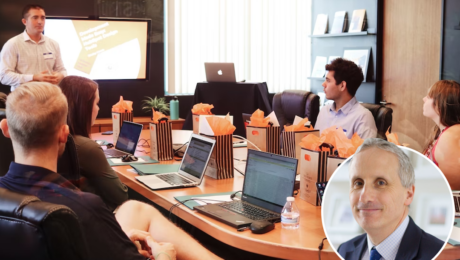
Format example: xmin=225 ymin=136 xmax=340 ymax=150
xmin=104 ymin=121 xmax=143 ymax=158
xmin=204 ymin=62 xmax=236 ymax=82
xmin=135 ymin=134 xmax=216 ymax=190
xmin=194 ymin=149 xmax=298 ymax=228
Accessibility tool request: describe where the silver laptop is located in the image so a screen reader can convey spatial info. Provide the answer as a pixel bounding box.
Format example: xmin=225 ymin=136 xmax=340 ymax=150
xmin=104 ymin=121 xmax=143 ymax=158
xmin=204 ymin=62 xmax=236 ymax=82
xmin=135 ymin=134 xmax=216 ymax=190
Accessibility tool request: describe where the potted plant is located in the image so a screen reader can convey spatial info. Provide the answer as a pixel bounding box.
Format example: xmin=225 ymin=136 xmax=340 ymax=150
xmin=142 ymin=96 xmax=170 ymax=118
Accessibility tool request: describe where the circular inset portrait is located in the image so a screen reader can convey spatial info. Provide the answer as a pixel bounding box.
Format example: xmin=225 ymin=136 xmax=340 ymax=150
xmin=322 ymin=138 xmax=454 ymax=260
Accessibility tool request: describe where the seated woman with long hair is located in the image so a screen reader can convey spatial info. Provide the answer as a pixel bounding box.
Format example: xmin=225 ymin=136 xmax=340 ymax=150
xmin=59 ymin=76 xmax=128 ymax=210
xmin=423 ymin=80 xmax=460 ymax=190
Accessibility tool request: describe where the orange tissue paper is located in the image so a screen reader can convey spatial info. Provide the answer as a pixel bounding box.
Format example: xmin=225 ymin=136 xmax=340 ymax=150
xmin=299 ymin=134 xmax=322 ymax=151
xmin=300 ymin=126 xmax=363 ymax=158
xmin=112 ymin=96 xmax=133 ymax=113
xmin=192 ymin=103 xmax=214 ymax=115
xmin=248 ymin=109 xmax=270 ymax=127
xmin=152 ymin=108 xmax=167 ymax=124
xmin=205 ymin=117 xmax=236 ymax=136
xmin=386 ymin=127 xmax=400 ymax=146
xmin=284 ymin=117 xmax=313 ymax=132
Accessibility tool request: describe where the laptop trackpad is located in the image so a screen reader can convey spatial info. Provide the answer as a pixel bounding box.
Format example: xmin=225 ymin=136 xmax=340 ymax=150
xmin=135 ymin=175 xmax=170 ymax=189
xmin=203 ymin=204 xmax=253 ymax=224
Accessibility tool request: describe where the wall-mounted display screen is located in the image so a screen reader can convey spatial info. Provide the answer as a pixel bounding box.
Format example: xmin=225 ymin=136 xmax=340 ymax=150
xmin=45 ymin=18 xmax=150 ymax=80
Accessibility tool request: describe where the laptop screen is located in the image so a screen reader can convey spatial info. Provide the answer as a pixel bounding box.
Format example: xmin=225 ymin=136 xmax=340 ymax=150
xmin=115 ymin=121 xmax=143 ymax=154
xmin=242 ymin=150 xmax=297 ymax=208
xmin=180 ymin=136 xmax=214 ymax=179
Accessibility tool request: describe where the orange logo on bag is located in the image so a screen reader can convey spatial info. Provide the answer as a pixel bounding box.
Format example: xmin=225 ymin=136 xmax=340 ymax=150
xmin=195 ymin=117 xmax=199 ymax=122
xmin=151 ymin=126 xmax=154 ymax=130
xmin=113 ymin=115 xmax=117 ymax=119
xmin=304 ymin=154 xmax=311 ymax=161
xmin=252 ymin=131 xmax=259 ymax=136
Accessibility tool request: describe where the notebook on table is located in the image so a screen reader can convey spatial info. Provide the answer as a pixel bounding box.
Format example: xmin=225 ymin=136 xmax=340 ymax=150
xmin=104 ymin=121 xmax=143 ymax=158
xmin=135 ymin=134 xmax=216 ymax=190
xmin=194 ymin=149 xmax=298 ymax=228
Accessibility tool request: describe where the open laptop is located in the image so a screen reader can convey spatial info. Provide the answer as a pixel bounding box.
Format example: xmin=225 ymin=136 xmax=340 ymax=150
xmin=135 ymin=134 xmax=216 ymax=190
xmin=104 ymin=121 xmax=143 ymax=158
xmin=204 ymin=62 xmax=236 ymax=82
xmin=194 ymin=149 xmax=298 ymax=228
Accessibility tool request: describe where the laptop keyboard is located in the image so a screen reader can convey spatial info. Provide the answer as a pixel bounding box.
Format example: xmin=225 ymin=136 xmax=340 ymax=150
xmin=156 ymin=174 xmax=193 ymax=186
xmin=218 ymin=201 xmax=279 ymax=221
xmin=104 ymin=149 xmax=127 ymax=157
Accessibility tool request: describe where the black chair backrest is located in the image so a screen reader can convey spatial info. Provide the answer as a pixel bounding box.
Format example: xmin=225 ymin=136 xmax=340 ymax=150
xmin=0 ymin=187 xmax=88 ymax=260
xmin=272 ymin=90 xmax=320 ymax=129
xmin=360 ymin=103 xmax=393 ymax=140
xmin=0 ymin=109 xmax=14 ymax=176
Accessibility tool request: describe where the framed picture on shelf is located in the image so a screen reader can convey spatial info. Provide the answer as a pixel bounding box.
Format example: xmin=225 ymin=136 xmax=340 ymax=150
xmin=311 ymin=56 xmax=328 ymax=78
xmin=325 ymin=193 xmax=362 ymax=233
xmin=343 ymin=47 xmax=371 ymax=81
xmin=415 ymin=194 xmax=454 ymax=239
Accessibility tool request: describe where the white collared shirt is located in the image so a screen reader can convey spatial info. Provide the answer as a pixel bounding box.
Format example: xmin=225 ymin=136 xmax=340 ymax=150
xmin=361 ymin=216 xmax=410 ymax=260
xmin=315 ymin=97 xmax=377 ymax=139
xmin=0 ymin=30 xmax=67 ymax=91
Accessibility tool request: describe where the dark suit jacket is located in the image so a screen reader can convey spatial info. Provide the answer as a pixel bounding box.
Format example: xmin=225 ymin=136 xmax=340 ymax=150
xmin=338 ymin=216 xmax=444 ymax=260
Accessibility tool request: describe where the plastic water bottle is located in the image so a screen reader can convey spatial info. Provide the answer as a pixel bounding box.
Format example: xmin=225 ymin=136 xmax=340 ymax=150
xmin=281 ymin=197 xmax=300 ymax=229
xmin=170 ymin=96 xmax=179 ymax=120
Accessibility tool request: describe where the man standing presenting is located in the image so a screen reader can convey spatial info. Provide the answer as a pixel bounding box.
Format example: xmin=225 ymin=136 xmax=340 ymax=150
xmin=0 ymin=4 xmax=66 ymax=91
xmin=338 ymin=138 xmax=444 ymax=260
xmin=315 ymin=58 xmax=376 ymax=139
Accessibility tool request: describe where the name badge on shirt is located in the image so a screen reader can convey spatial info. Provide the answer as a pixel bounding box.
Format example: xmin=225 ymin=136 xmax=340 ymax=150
xmin=43 ymin=52 xmax=54 ymax=60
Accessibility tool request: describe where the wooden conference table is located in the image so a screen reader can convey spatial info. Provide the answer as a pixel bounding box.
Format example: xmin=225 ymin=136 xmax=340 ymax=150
xmin=93 ymin=130 xmax=460 ymax=260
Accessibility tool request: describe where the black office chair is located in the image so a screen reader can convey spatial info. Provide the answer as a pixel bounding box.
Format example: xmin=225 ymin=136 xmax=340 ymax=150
xmin=0 ymin=187 xmax=88 ymax=260
xmin=0 ymin=109 xmax=14 ymax=176
xmin=272 ymin=90 xmax=320 ymax=128
xmin=360 ymin=103 xmax=393 ymax=140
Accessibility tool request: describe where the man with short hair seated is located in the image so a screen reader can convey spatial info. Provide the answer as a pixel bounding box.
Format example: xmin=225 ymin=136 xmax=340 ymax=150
xmin=315 ymin=58 xmax=377 ymax=139
xmin=0 ymin=82 xmax=221 ymax=260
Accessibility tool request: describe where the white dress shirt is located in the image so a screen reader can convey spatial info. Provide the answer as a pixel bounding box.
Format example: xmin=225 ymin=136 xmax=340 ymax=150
xmin=315 ymin=97 xmax=377 ymax=139
xmin=0 ymin=31 xmax=67 ymax=91
xmin=361 ymin=216 xmax=410 ymax=260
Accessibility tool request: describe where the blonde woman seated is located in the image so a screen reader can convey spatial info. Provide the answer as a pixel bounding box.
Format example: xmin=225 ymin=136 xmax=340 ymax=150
xmin=423 ymin=80 xmax=460 ymax=190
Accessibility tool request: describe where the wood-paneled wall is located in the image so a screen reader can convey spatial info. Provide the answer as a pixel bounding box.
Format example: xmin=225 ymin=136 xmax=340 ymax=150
xmin=382 ymin=0 xmax=442 ymax=152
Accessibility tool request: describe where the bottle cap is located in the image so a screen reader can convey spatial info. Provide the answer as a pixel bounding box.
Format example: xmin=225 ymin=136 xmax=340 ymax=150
xmin=287 ymin=197 xmax=295 ymax=202
xmin=174 ymin=96 xmax=178 ymax=100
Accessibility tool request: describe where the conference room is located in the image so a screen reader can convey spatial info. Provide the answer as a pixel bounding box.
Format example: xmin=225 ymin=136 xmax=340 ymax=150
xmin=1 ymin=0 xmax=460 ymax=259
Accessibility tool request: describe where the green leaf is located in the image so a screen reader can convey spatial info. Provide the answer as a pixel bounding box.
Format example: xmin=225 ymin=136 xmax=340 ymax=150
xmin=142 ymin=96 xmax=170 ymax=114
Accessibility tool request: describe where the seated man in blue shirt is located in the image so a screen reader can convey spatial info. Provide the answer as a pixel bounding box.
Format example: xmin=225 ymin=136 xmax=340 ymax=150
xmin=0 ymin=82 xmax=221 ymax=260
xmin=315 ymin=58 xmax=377 ymax=139
xmin=338 ymin=138 xmax=443 ymax=260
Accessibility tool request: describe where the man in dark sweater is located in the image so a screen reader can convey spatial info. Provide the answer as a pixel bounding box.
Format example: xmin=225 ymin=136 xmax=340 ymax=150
xmin=0 ymin=82 xmax=220 ymax=260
